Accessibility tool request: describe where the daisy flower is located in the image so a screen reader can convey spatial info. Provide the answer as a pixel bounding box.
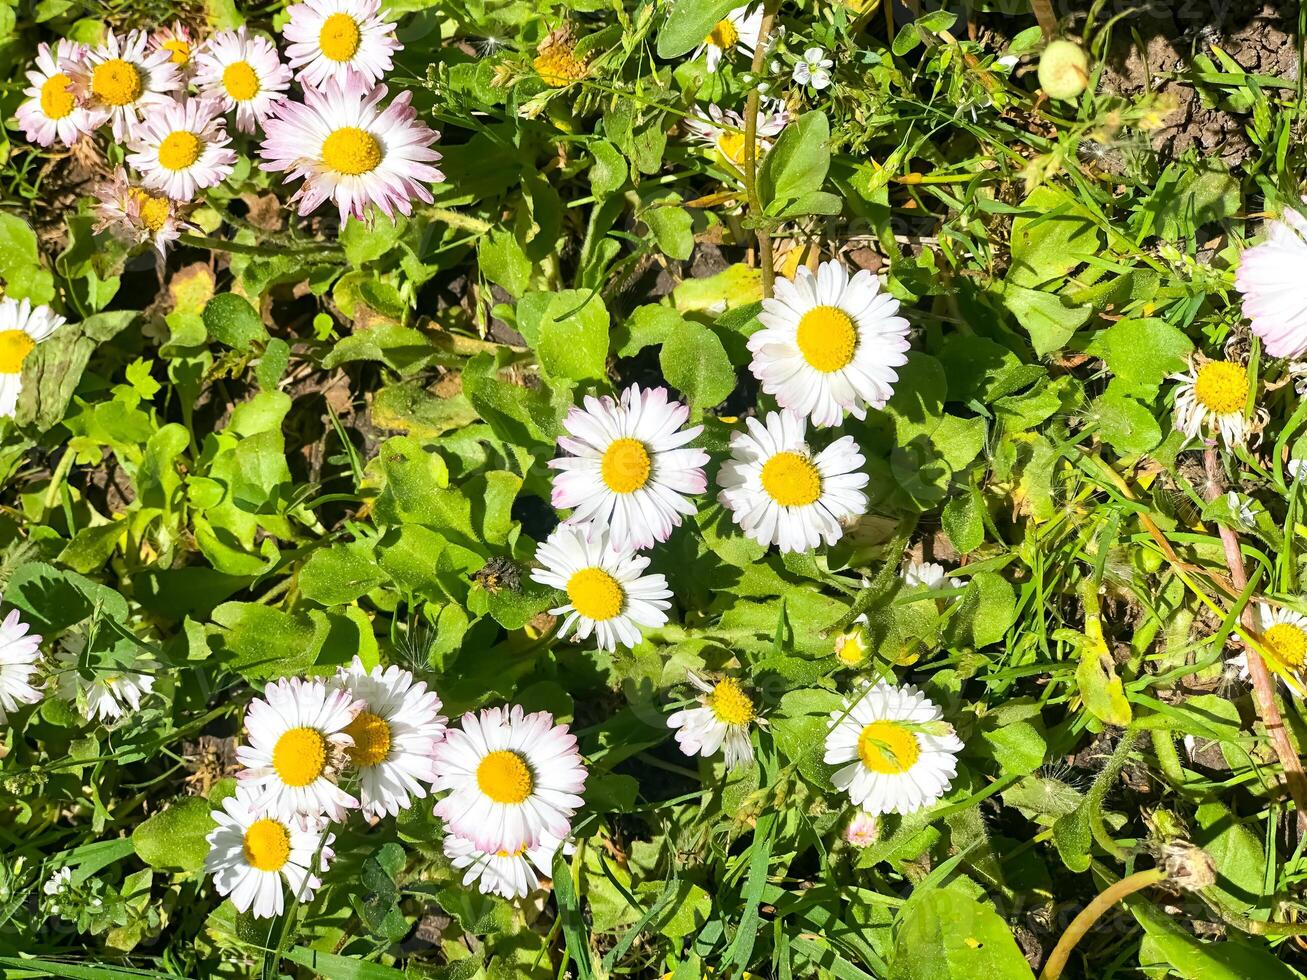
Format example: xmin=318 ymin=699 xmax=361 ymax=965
xmin=666 ymin=672 xmax=765 ymax=771
xmin=1235 ymin=201 xmax=1307 ymax=359
xmin=235 ymin=676 xmax=362 ymax=820
xmin=793 ymin=46 xmax=834 ymax=90
xmin=204 ymin=785 xmax=335 ymax=919
xmin=442 ymin=830 xmax=567 ymax=900
xmin=282 ymin=0 xmax=400 ymax=89
xmin=95 ymin=169 xmax=197 ymax=260
xmin=694 ymin=5 xmax=763 ymax=73
xmin=902 ymin=561 xmax=948 ymax=590
xmin=533 ymin=30 xmax=588 ymax=87
xmin=259 ymin=81 xmax=443 ymax=225
xmin=1171 ymin=356 xmax=1253 ymax=448
xmin=17 ymin=41 xmax=97 ymax=147
xmin=331 ymin=657 xmax=447 ymax=819
xmin=0 ymin=608 xmax=43 ymax=724
xmin=548 ymin=385 xmax=708 ymax=552
xmin=717 ymin=411 xmax=869 ymax=554
xmin=53 ymin=634 xmax=156 ymax=724
xmin=151 ymin=23 xmax=197 ymax=72
xmin=432 ymin=704 xmax=587 ymax=854
xmin=193 ymin=28 xmax=293 ymax=134
xmin=750 ymin=259 xmax=912 ymax=427
xmin=127 ymin=98 xmax=237 ymax=201
xmin=69 ymin=30 xmax=182 ymax=140
xmin=1233 ymin=603 xmax=1307 ymax=692
xmin=529 ymin=525 xmax=672 ymax=651
xmin=843 ymin=810 xmax=879 ymax=848
xmin=824 ymin=680 xmax=963 ymax=816
xmin=0 ymin=297 xmax=66 ymax=418
xmin=832 ymin=617 xmax=870 ymax=666
xmin=683 ymin=102 xmax=788 ymax=175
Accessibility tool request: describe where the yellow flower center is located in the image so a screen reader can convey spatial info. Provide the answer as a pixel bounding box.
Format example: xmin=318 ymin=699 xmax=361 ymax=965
xmin=158 ymin=130 xmax=202 ymax=171
xmin=222 ymin=61 xmax=260 ymax=101
xmin=321 ymin=126 xmax=382 ymax=176
xmin=796 ymin=305 xmax=858 ymax=373
xmin=319 ymin=13 xmax=361 ymax=62
xmin=271 ymin=727 xmax=327 ymax=787
xmin=759 ymin=451 xmax=822 ymax=507
xmin=91 ymin=58 xmax=143 ymax=107
xmin=834 ymin=630 xmax=868 ymax=666
xmin=857 ymin=721 xmax=920 ymax=775
xmin=130 ymin=188 xmax=171 ymax=233
xmin=706 ymin=18 xmax=739 ymax=49
xmin=495 ymin=844 xmax=529 ymax=858
xmin=242 ymin=818 xmax=291 ymax=871
xmin=475 ymin=749 xmax=534 ymax=804
xmin=600 ymin=437 xmax=652 ymax=493
xmin=0 ymin=330 xmax=36 ymax=374
xmin=566 ymin=567 xmax=624 ymax=621
xmin=1264 ymin=623 xmax=1307 ymax=671
xmin=1192 ymin=360 xmax=1249 ymax=416
xmin=716 ymin=132 xmax=750 ymax=168
xmin=40 ymin=73 xmax=76 ymax=120
xmin=533 ymin=47 xmax=587 ymax=87
xmin=708 ymin=678 xmax=755 ymax=725
xmin=344 ymin=710 xmax=391 ymax=768
xmin=161 ymin=39 xmax=190 ymax=65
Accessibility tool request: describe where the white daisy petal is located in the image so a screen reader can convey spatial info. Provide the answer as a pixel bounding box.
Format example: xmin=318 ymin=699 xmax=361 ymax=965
xmin=666 ymin=672 xmax=760 ymax=771
xmin=127 ymin=97 xmax=237 ymax=201
xmin=1169 ymin=357 xmax=1252 ymax=450
xmin=193 ymin=28 xmax=293 ymax=134
xmin=442 ymin=829 xmax=569 ymax=900
xmin=282 ymin=0 xmax=401 ymax=89
xmin=1236 ymin=200 xmax=1307 ymax=359
xmin=17 ymin=40 xmax=98 ymax=147
xmin=68 ymin=30 xmax=183 ymax=140
xmin=0 ymin=608 xmax=43 ymax=723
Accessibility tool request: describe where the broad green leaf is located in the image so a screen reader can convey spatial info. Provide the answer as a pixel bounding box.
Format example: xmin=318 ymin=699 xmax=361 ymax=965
xmin=202 ymin=293 xmax=268 ymax=350
xmin=1001 ymin=283 xmax=1092 ymax=356
xmin=659 ymin=320 xmax=735 ymax=410
xmin=1087 ymin=318 xmax=1194 ymax=400
xmin=759 ymin=111 xmax=830 ymax=214
xmin=888 ymin=886 xmax=1036 ymax=980
xmin=656 ymin=0 xmax=738 ymax=58
xmin=0 ymin=212 xmax=54 ymax=304
xmin=131 ymin=796 xmax=216 ymax=872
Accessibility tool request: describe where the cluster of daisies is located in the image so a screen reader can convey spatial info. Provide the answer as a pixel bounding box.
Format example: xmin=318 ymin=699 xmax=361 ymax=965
xmin=18 ymin=1 xmax=443 ymax=259
xmin=523 ymin=257 xmax=963 ymax=829
xmin=205 ymin=661 xmax=587 ymax=916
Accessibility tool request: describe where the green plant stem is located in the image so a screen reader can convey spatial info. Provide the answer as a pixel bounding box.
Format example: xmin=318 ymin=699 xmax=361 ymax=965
xmin=743 ymin=0 xmax=780 ymax=298
xmin=423 ymin=206 xmax=493 ymax=234
xmin=177 ymin=233 xmax=341 ymax=257
xmin=1030 ymin=0 xmax=1058 ymax=39
xmin=1086 ymin=728 xmax=1138 ymax=860
xmin=1150 ymin=728 xmax=1188 ymax=790
xmin=1039 ymin=867 xmax=1167 ymax=980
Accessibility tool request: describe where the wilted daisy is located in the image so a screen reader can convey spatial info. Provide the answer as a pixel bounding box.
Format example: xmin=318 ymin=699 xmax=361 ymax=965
xmin=432 ymin=704 xmax=587 ymax=854
xmin=534 ymin=29 xmax=588 ymax=87
xmin=151 ymin=23 xmax=196 ymax=71
xmin=824 ymin=680 xmax=963 ymax=815
xmin=193 ymin=28 xmax=293 ymax=134
xmin=331 ymin=657 xmax=447 ymax=819
xmin=750 ymin=259 xmax=911 ymax=427
xmin=127 ymin=98 xmax=236 ymax=201
xmin=442 ymin=830 xmax=567 ymax=900
xmin=793 ymin=46 xmax=834 ymax=90
xmin=902 ymin=561 xmax=947 ymax=590
xmin=832 ymin=617 xmax=870 ymax=666
xmin=695 ymin=5 xmax=763 ymax=72
xmin=95 ymin=169 xmax=197 ymax=260
xmin=549 ymin=385 xmax=708 ymax=553
xmin=17 ymin=41 xmax=97 ymax=147
xmin=530 ymin=525 xmax=671 ymax=651
xmin=260 ymin=81 xmax=443 ymax=224
xmin=683 ymin=102 xmax=788 ymax=175
xmin=1234 ymin=603 xmax=1307 ymax=692
xmin=53 ymin=634 xmax=156 ymax=723
xmin=282 ymin=0 xmax=400 ymax=89
xmin=0 ymin=608 xmax=43 ymax=724
xmin=1235 ymin=202 xmax=1307 ymax=359
xmin=666 ymin=672 xmax=764 ymax=771
xmin=843 ymin=810 xmax=879 ymax=848
xmin=717 ymin=411 xmax=868 ymax=553
xmin=0 ymin=297 xmax=64 ymax=418
xmin=1171 ymin=356 xmax=1253 ymax=448
xmin=69 ymin=30 xmax=182 ymax=139
xmin=204 ymin=786 xmax=335 ymax=919
xmin=235 ymin=676 xmax=362 ymax=820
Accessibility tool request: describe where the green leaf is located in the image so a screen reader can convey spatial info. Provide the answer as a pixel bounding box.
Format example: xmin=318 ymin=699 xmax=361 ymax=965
xmin=1000 ymin=283 xmax=1092 ymax=356
xmin=646 ymin=205 xmax=694 ymax=260
xmin=659 ymin=320 xmax=735 ymax=410
xmin=981 ymin=720 xmax=1047 ymax=776
xmin=202 ymin=293 xmax=269 ymax=350
xmin=615 ymin=304 xmax=684 ymax=358
xmin=942 ymin=488 xmax=985 ymax=554
xmin=299 ymin=540 xmax=387 ymax=605
xmin=889 ymin=886 xmax=1036 ymax=980
xmin=1129 ymin=899 xmax=1293 ymax=980
xmin=131 ymin=797 xmax=216 ymax=872
xmin=1086 ymin=318 xmax=1194 ymax=400
xmin=0 ymin=212 xmax=54 ymax=304
xmin=759 ymin=112 xmax=831 ymax=213
xmin=656 ymin=0 xmax=738 ymax=58
xmin=533 ymin=290 xmax=611 ymax=382
xmin=1091 ymin=390 xmax=1162 ymax=457
xmin=1007 ymin=186 xmax=1101 ymax=287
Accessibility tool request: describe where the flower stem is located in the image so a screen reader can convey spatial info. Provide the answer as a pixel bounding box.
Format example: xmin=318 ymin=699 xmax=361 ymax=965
xmin=743 ymin=0 xmax=780 ymax=298
xmin=1039 ymin=868 xmax=1167 ymax=980
xmin=1030 ymin=0 xmax=1059 ymax=39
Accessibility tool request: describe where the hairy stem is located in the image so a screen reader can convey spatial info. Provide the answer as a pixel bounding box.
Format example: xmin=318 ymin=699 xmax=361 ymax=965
xmin=1150 ymin=728 xmax=1188 ymax=790
xmin=1202 ymin=445 xmax=1307 ymax=832
xmin=743 ymin=0 xmax=780 ymax=298
xmin=1039 ymin=868 xmax=1167 ymax=980
xmin=1030 ymin=0 xmax=1058 ymax=39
